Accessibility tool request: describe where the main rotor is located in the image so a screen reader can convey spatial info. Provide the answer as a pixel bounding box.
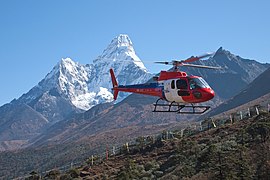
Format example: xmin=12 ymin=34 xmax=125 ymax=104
xmin=155 ymin=52 xmax=221 ymax=72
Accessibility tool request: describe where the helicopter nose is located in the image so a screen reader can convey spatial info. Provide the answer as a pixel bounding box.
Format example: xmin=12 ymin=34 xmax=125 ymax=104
xmin=207 ymin=89 xmax=215 ymax=100
xmin=200 ymin=88 xmax=215 ymax=101
xmin=192 ymin=88 xmax=215 ymax=102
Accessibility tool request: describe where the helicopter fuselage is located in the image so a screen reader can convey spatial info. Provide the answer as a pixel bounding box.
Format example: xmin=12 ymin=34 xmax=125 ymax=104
xmin=115 ymin=78 xmax=214 ymax=104
xmin=111 ymin=70 xmax=215 ymax=104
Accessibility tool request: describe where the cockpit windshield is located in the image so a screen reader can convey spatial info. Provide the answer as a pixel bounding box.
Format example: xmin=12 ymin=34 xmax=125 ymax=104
xmin=189 ymin=77 xmax=210 ymax=89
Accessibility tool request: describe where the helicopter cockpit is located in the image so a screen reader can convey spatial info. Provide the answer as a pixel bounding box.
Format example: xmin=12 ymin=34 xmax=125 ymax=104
xmin=170 ymin=77 xmax=211 ymax=91
xmin=167 ymin=76 xmax=213 ymax=100
xmin=188 ymin=77 xmax=211 ymax=90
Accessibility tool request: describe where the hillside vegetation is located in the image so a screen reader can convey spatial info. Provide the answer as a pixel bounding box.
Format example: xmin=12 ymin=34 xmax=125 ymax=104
xmin=26 ymin=112 xmax=270 ymax=180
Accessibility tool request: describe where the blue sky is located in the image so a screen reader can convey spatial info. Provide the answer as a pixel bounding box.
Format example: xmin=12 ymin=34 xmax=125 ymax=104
xmin=0 ymin=0 xmax=270 ymax=106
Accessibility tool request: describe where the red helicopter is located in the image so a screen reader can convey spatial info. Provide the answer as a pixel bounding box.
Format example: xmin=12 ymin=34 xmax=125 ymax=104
xmin=110 ymin=53 xmax=221 ymax=114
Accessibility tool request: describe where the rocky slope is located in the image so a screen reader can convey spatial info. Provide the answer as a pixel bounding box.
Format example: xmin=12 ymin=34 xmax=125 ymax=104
xmin=206 ymin=66 xmax=270 ymax=116
xmin=180 ymin=47 xmax=269 ymax=99
xmin=0 ymin=103 xmax=48 ymax=151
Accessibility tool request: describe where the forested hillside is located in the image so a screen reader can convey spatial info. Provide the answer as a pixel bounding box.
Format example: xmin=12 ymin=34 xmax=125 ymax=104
xmin=25 ymin=112 xmax=270 ymax=180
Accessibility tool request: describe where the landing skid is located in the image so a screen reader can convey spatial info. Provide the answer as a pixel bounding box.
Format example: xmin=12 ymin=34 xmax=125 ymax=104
xmin=153 ymin=98 xmax=210 ymax=114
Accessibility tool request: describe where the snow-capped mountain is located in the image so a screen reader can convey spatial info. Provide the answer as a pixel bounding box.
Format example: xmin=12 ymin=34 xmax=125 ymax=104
xmin=17 ymin=34 xmax=153 ymax=113
xmin=87 ymin=34 xmax=152 ymax=101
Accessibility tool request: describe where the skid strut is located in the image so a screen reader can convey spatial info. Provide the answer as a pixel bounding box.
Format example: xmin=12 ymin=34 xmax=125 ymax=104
xmin=153 ymin=98 xmax=210 ymax=114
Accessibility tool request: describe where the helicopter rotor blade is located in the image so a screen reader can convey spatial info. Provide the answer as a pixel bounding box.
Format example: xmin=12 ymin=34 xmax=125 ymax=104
xmin=152 ymin=52 xmax=220 ymax=70
xmin=154 ymin=61 xmax=172 ymax=65
xmin=181 ymin=63 xmax=221 ymax=69
xmin=183 ymin=52 xmax=214 ymax=63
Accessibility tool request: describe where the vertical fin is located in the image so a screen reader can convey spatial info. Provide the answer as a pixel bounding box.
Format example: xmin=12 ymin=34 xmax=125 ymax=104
xmin=109 ymin=68 xmax=119 ymax=100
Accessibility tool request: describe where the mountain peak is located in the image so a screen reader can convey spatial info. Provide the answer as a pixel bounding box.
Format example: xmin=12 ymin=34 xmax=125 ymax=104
xmin=59 ymin=58 xmax=83 ymax=74
xmin=214 ymin=47 xmax=232 ymax=56
xmin=42 ymin=58 xmax=78 ymax=84
xmin=94 ymin=34 xmax=147 ymax=71
xmin=60 ymin=57 xmax=75 ymax=65
xmin=97 ymin=34 xmax=135 ymax=59
xmin=216 ymin=47 xmax=223 ymax=53
xmin=213 ymin=47 xmax=237 ymax=61
xmin=112 ymin=34 xmax=133 ymax=47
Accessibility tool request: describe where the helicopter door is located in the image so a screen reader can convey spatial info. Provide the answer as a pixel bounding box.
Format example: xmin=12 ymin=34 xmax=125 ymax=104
xmin=164 ymin=79 xmax=187 ymax=103
xmin=164 ymin=79 xmax=178 ymax=102
xmin=176 ymin=79 xmax=190 ymax=96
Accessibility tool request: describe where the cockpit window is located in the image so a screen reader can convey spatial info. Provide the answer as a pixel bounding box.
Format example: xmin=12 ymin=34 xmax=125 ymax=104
xmin=171 ymin=80 xmax=175 ymax=89
xmin=176 ymin=79 xmax=188 ymax=89
xmin=189 ymin=77 xmax=210 ymax=89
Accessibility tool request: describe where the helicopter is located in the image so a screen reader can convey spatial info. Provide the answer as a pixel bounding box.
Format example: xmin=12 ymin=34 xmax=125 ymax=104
xmin=109 ymin=52 xmax=221 ymax=114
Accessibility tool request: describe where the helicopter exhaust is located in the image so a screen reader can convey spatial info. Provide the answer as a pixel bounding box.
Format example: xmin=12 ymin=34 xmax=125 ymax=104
xmin=109 ymin=68 xmax=119 ymax=100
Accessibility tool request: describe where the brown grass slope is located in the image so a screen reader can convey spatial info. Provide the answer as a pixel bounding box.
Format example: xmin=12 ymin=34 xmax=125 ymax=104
xmin=36 ymin=112 xmax=270 ymax=180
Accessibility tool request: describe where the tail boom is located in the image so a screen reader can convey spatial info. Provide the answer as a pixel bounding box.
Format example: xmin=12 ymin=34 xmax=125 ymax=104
xmin=110 ymin=69 xmax=163 ymax=100
xmin=114 ymin=84 xmax=163 ymax=98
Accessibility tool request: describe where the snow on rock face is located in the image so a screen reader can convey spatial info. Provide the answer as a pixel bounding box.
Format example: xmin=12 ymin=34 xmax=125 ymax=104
xmin=48 ymin=58 xmax=117 ymax=110
xmin=94 ymin=34 xmax=147 ymax=71
xmin=88 ymin=34 xmax=153 ymax=101
xmin=38 ymin=58 xmax=93 ymax=110
xmin=19 ymin=34 xmax=152 ymax=111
